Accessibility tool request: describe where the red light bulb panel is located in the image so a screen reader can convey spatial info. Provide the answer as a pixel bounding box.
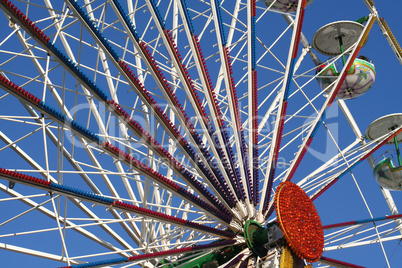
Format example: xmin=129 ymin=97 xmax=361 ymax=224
xmin=275 ymin=181 xmax=324 ymax=263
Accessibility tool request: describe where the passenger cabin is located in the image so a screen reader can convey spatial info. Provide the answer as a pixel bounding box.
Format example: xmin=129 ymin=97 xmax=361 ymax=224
xmin=366 ymin=114 xmax=402 ymax=190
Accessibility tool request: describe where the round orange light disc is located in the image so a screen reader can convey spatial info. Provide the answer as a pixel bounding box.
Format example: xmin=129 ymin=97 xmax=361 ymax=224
xmin=275 ymin=181 xmax=324 ymax=263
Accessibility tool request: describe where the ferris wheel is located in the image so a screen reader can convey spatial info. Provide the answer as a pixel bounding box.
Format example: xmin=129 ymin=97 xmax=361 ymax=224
xmin=1 ymin=0 xmax=402 ymax=267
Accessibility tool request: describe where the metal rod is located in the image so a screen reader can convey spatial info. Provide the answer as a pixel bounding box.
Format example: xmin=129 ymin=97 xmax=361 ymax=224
xmin=394 ymin=136 xmax=402 ymax=166
xmin=338 ymin=35 xmax=347 ymax=66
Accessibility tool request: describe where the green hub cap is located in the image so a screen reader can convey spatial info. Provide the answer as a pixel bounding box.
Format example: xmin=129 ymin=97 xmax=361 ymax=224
xmin=244 ymin=220 xmax=283 ymax=257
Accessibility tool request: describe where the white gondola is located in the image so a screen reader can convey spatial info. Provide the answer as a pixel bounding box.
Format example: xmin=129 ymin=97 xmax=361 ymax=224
xmin=313 ymin=21 xmax=375 ymax=99
xmin=316 ymin=56 xmax=375 ymax=99
xmin=261 ymin=0 xmax=314 ymax=13
xmin=367 ymin=114 xmax=402 ymax=190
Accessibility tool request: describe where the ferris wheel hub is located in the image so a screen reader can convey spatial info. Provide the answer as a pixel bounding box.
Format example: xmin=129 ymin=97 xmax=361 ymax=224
xmin=243 ymin=220 xmax=285 ymax=258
